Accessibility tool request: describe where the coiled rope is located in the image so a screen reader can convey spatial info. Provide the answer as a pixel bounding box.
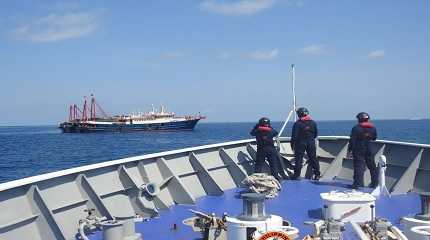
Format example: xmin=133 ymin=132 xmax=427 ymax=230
xmin=242 ymin=173 xmax=281 ymax=198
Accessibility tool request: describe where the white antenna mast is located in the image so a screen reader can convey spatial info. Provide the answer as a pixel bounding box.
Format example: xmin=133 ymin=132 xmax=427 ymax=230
xmin=275 ymin=64 xmax=297 ymax=171
xmin=278 ymin=64 xmax=297 ymax=137
xmin=292 ymin=64 xmax=297 ymax=121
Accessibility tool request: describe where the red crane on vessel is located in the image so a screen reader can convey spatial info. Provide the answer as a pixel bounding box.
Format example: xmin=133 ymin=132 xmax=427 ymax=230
xmin=68 ymin=95 xmax=109 ymax=122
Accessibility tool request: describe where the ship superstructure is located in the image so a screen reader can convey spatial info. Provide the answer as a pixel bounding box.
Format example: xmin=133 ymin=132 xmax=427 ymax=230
xmin=59 ymin=95 xmax=205 ymax=133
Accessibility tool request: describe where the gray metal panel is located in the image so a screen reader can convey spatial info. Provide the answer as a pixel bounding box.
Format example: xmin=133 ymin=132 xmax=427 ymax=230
xmin=391 ymin=149 xmax=423 ymax=194
xmin=75 ymin=174 xmax=113 ymax=219
xmin=317 ymin=139 xmax=349 ymax=158
xmin=414 ymin=169 xmax=430 ymax=192
xmin=0 ymin=137 xmax=429 ymax=240
xmin=189 ymin=153 xmax=223 ymax=195
xmin=414 ymin=148 xmax=430 ymax=192
xmin=219 ymin=148 xmax=248 ymax=186
xmin=419 ymin=148 xmax=430 ymax=170
xmin=321 ymin=143 xmax=348 ymax=181
xmin=222 ymin=145 xmax=254 ymax=175
xmin=337 ymin=158 xmax=355 ymax=181
xmin=236 ymin=149 xmax=255 ymax=175
xmin=193 ymin=149 xmax=237 ymax=190
xmin=156 ymin=157 xmax=195 ymax=205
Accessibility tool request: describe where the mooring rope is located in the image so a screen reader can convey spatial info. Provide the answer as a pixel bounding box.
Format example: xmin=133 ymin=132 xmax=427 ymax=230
xmin=242 ymin=173 xmax=281 ymax=198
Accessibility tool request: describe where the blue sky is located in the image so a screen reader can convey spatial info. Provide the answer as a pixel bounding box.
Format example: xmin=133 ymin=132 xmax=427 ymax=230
xmin=0 ymin=0 xmax=429 ymax=125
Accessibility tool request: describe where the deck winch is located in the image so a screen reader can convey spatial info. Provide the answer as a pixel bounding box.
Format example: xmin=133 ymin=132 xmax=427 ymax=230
xmin=77 ymin=209 xmax=142 ymax=240
xmin=226 ymin=192 xmax=299 ymax=240
xmin=304 ymin=204 xmax=345 ymax=240
xmin=183 ymin=210 xmax=228 ymax=240
xmin=238 ymin=192 xmax=268 ymax=221
xmin=305 ymin=218 xmax=344 ymax=240
xmin=350 ymin=217 xmax=408 ymax=240
xmin=318 ymin=190 xmax=408 ymax=240
xmin=183 ymin=192 xmax=299 ymax=240
xmin=320 ymin=191 xmax=376 ymax=223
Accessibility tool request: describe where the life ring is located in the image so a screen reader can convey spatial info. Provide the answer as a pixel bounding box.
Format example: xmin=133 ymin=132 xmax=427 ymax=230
xmin=258 ymin=231 xmax=291 ymax=240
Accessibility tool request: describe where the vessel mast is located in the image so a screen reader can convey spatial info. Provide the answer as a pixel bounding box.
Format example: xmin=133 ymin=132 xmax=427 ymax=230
xmin=82 ymin=96 xmax=88 ymax=122
xmin=292 ymin=64 xmax=297 ymax=121
xmin=69 ymin=105 xmax=73 ymax=122
xmin=278 ymin=64 xmax=298 ymax=138
xmin=90 ymin=94 xmax=96 ymax=121
xmin=73 ymin=104 xmax=77 ymax=120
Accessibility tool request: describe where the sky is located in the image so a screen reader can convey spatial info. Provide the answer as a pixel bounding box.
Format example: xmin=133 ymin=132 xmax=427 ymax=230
xmin=0 ymin=0 xmax=429 ymax=125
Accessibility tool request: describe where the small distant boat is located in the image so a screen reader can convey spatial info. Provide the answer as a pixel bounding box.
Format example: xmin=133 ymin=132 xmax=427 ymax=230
xmin=59 ymin=95 xmax=205 ymax=133
xmin=409 ymin=117 xmax=424 ymax=121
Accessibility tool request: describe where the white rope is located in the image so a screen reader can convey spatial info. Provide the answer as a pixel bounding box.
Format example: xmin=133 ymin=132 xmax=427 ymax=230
xmin=241 ymin=173 xmax=281 ymax=199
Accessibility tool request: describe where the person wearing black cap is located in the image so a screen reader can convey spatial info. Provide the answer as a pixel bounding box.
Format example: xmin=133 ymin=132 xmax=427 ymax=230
xmin=250 ymin=117 xmax=288 ymax=181
xmin=291 ymin=107 xmax=320 ymax=180
xmin=347 ymin=112 xmax=378 ymax=189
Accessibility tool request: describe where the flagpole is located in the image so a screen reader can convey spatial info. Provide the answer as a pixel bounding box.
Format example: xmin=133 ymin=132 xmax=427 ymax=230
xmin=292 ymin=64 xmax=297 ymax=121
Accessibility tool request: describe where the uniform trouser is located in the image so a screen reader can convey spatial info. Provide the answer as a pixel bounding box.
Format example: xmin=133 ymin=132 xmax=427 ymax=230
xmin=254 ymin=146 xmax=282 ymax=178
xmin=352 ymin=151 xmax=378 ymax=187
xmin=293 ymin=140 xmax=320 ymax=179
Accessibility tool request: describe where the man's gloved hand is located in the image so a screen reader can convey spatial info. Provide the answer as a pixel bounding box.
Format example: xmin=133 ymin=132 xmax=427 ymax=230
xmin=346 ymin=151 xmax=353 ymax=159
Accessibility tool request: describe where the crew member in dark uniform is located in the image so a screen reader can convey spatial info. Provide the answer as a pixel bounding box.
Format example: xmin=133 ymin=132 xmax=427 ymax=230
xmin=347 ymin=112 xmax=378 ymax=189
xmin=250 ymin=117 xmax=288 ymax=181
xmin=291 ymin=107 xmax=320 ymax=180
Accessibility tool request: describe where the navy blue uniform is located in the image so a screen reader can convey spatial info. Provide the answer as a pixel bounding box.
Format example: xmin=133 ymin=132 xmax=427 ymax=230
xmin=348 ymin=122 xmax=378 ymax=188
xmin=291 ymin=117 xmax=320 ymax=179
xmin=250 ymin=125 xmax=284 ymax=179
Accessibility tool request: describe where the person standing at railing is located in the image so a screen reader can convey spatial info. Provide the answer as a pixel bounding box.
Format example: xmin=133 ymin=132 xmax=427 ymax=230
xmin=250 ymin=117 xmax=289 ymax=181
xmin=347 ymin=112 xmax=378 ymax=189
xmin=291 ymin=107 xmax=320 ymax=181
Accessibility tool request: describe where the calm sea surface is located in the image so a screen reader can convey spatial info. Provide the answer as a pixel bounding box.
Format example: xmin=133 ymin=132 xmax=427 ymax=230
xmin=0 ymin=120 xmax=429 ymax=183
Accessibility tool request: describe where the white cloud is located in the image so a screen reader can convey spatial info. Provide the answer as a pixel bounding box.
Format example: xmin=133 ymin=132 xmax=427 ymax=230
xmin=200 ymin=0 xmax=276 ymax=15
xmin=249 ymin=48 xmax=279 ymax=60
xmin=11 ymin=11 xmax=102 ymax=42
xmin=368 ymin=50 xmax=385 ymax=59
xmin=298 ymin=44 xmax=325 ymax=55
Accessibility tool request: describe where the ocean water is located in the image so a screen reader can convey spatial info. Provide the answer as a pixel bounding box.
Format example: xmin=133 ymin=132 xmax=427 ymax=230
xmin=0 ymin=120 xmax=429 ymax=184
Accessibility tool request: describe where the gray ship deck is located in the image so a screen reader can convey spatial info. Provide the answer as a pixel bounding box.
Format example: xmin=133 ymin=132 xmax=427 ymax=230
xmin=87 ymin=179 xmax=421 ymax=240
xmin=0 ymin=136 xmax=429 ymax=240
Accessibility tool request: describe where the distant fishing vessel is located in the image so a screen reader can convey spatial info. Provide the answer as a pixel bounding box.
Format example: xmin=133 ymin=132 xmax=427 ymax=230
xmin=59 ymin=95 xmax=205 ymax=133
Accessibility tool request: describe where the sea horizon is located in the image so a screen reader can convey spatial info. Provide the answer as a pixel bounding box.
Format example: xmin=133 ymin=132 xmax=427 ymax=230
xmin=1 ymin=118 xmax=429 ymax=128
